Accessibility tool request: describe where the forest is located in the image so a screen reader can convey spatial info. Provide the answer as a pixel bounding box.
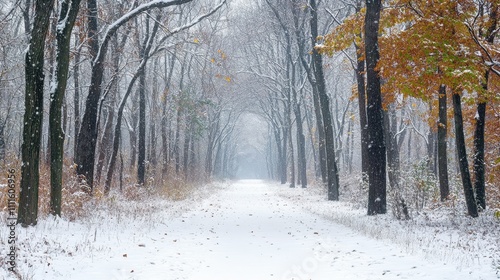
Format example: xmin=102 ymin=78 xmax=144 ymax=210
xmin=0 ymin=0 xmax=499 ymax=278
xmin=0 ymin=0 xmax=499 ymax=223
xmin=0 ymin=0 xmax=500 ymax=276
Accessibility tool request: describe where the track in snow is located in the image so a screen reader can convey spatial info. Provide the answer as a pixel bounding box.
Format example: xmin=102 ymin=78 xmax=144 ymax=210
xmin=39 ymin=180 xmax=486 ymax=280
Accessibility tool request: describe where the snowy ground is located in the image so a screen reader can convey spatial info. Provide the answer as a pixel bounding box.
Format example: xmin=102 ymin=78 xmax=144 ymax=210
xmin=1 ymin=179 xmax=499 ymax=279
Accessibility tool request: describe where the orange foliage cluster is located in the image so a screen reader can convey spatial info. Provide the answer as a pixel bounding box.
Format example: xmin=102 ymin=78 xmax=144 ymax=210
xmin=319 ymin=0 xmax=500 ymax=206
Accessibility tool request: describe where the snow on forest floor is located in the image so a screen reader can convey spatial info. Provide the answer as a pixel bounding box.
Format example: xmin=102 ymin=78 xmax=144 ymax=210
xmin=1 ymin=179 xmax=499 ymax=279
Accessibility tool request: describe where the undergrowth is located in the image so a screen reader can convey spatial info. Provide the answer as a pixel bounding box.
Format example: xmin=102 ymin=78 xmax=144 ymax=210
xmin=0 ymin=156 xmax=206 ymax=222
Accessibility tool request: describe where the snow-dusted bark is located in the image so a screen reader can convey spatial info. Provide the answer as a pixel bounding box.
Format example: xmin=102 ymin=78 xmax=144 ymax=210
xmin=49 ymin=0 xmax=83 ymax=216
xmin=365 ymin=0 xmax=386 ymax=215
xmin=19 ymin=0 xmax=55 ymax=226
xmin=453 ymin=93 xmax=478 ymax=218
xmin=310 ymin=0 xmax=340 ymax=200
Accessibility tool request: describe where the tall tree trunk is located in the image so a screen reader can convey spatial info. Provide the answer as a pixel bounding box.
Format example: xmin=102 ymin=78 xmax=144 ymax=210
xmin=137 ymin=31 xmax=148 ymax=186
xmin=161 ymin=51 xmax=176 ymax=177
xmin=174 ymin=106 xmax=182 ymax=175
xmin=161 ymin=114 xmax=169 ymax=177
xmin=49 ymin=0 xmax=83 ymax=216
xmin=452 ymin=93 xmax=478 ymax=217
xmin=183 ymin=119 xmax=192 ymax=180
xmin=281 ymin=119 xmax=288 ymax=184
xmin=384 ymin=104 xmax=400 ymax=189
xmin=149 ymin=59 xmax=159 ymax=168
xmin=288 ymin=112 xmax=295 ymax=188
xmin=75 ymin=0 xmax=100 ymax=190
xmin=290 ymin=0 xmax=325 ymax=182
xmin=473 ymin=101 xmax=486 ymax=210
xmin=365 ymin=0 xmax=387 ymax=215
xmin=273 ymin=126 xmax=286 ymax=184
xmin=45 ymin=16 xmax=56 ymax=167
xmin=137 ymin=66 xmax=146 ymax=185
xmin=310 ymin=0 xmax=339 ymax=200
xmin=73 ymin=34 xmax=81 ymax=159
xmin=95 ymin=35 xmax=121 ymax=184
xmin=0 ymin=119 xmax=5 ymax=162
xmin=437 ymin=84 xmax=449 ymax=201
xmin=295 ymin=106 xmax=307 ymax=188
xmin=137 ymin=15 xmax=151 ymax=186
xmin=426 ymin=102 xmax=437 ymax=175
xmin=18 ymin=0 xmax=55 ymax=226
xmin=474 ymin=1 xmax=498 ymax=211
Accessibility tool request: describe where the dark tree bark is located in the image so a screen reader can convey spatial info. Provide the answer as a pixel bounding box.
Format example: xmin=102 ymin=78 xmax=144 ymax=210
xmin=473 ymin=101 xmax=486 ymax=210
xmin=73 ymin=34 xmax=82 ymax=158
xmin=452 ymin=93 xmax=478 ymax=217
xmin=49 ymin=0 xmax=83 ymax=216
xmin=310 ymin=0 xmax=339 ymax=200
xmin=137 ymin=17 xmax=150 ymax=186
xmin=75 ymin=0 xmax=99 ymax=189
xmin=18 ymin=0 xmax=55 ymax=226
xmin=365 ymin=0 xmax=387 ymax=215
xmin=473 ymin=3 xmax=497 ymax=209
xmin=137 ymin=67 xmax=146 ymax=185
xmin=437 ymin=85 xmax=449 ymax=201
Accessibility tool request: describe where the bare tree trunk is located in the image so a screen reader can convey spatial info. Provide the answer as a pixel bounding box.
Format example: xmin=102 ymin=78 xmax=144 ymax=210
xmin=183 ymin=119 xmax=191 ymax=180
xmin=452 ymin=93 xmax=478 ymax=217
xmin=49 ymin=0 xmax=83 ymax=216
xmin=473 ymin=100 xmax=486 ymax=210
xmin=288 ymin=110 xmax=295 ymax=188
xmin=174 ymin=106 xmax=182 ymax=175
xmin=18 ymin=0 xmax=55 ymax=226
xmin=437 ymin=85 xmax=449 ymax=201
xmin=75 ymin=0 xmax=100 ymax=189
xmin=310 ymin=0 xmax=339 ymax=200
xmin=365 ymin=0 xmax=387 ymax=215
xmin=355 ymin=41 xmax=369 ymax=181
xmin=161 ymin=51 xmax=177 ymax=177
xmin=473 ymin=3 xmax=497 ymax=210
xmin=73 ymin=34 xmax=82 ymax=159
xmin=137 ymin=17 xmax=149 ymax=186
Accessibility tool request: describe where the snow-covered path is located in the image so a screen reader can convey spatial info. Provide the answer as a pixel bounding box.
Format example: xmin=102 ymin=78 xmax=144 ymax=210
xmin=8 ymin=180 xmax=494 ymax=279
xmin=180 ymin=180 xmax=484 ymax=280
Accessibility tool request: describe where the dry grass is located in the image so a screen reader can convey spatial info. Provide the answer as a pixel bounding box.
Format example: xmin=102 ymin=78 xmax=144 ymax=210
xmin=0 ymin=155 xmax=206 ymax=222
